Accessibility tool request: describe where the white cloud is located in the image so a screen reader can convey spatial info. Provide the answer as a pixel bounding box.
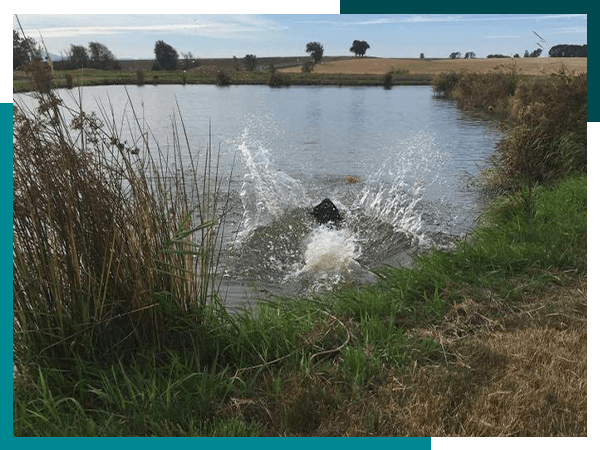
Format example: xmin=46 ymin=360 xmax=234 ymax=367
xmin=17 ymin=14 xmax=287 ymax=40
xmin=294 ymin=15 xmax=462 ymax=26
xmin=557 ymin=26 xmax=588 ymax=35
xmin=485 ymin=35 xmax=522 ymax=39
xmin=296 ymin=14 xmax=586 ymax=27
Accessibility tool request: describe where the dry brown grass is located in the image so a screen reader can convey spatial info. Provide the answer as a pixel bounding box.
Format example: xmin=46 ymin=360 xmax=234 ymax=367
xmin=214 ymin=279 xmax=586 ymax=436
xmin=281 ymin=57 xmax=587 ymax=77
xmin=314 ymin=279 xmax=587 ymax=436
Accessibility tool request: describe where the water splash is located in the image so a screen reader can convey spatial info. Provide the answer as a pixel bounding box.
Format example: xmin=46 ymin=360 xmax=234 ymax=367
xmin=292 ymin=226 xmax=377 ymax=292
xmin=227 ymin=130 xmax=455 ymax=296
xmin=237 ymin=132 xmax=309 ymax=233
xmin=354 ymin=131 xmax=451 ymax=247
xmin=302 ymin=227 xmax=358 ymax=273
xmin=357 ymin=179 xmax=424 ymax=243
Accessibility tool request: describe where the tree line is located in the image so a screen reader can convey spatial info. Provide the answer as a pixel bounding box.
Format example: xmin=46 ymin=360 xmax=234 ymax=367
xmin=59 ymin=42 xmax=121 ymax=70
xmin=449 ymin=44 xmax=586 ymax=60
xmin=548 ymin=44 xmax=586 ymax=57
xmin=13 ymin=30 xmax=121 ymax=70
xmin=15 ymin=30 xmax=375 ymax=72
xmin=14 ymin=28 xmax=586 ymax=73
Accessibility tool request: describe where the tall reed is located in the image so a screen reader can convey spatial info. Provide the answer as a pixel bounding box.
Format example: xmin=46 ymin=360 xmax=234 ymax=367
xmin=433 ymin=68 xmax=587 ymax=189
xmin=492 ymin=70 xmax=587 ymax=188
xmin=13 ymin=67 xmax=227 ymax=369
xmin=432 ymin=68 xmax=518 ymax=112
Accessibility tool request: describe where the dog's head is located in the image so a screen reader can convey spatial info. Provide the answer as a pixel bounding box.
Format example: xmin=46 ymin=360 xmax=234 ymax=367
xmin=311 ymin=198 xmax=343 ymax=226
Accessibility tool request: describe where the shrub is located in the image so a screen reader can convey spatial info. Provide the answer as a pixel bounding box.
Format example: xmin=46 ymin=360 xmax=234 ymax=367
xmin=491 ymin=71 xmax=587 ymax=188
xmin=244 ymin=54 xmax=257 ymax=72
xmin=268 ymin=70 xmax=290 ymax=87
xmin=383 ymin=71 xmax=393 ymax=90
xmin=302 ymin=61 xmax=315 ymax=73
xmin=432 ymin=71 xmax=461 ymax=98
xmin=454 ymin=70 xmax=518 ymax=112
xmin=434 ymin=68 xmax=587 ymax=189
xmin=432 ymin=69 xmax=518 ymax=112
xmin=216 ymin=68 xmax=231 ymax=86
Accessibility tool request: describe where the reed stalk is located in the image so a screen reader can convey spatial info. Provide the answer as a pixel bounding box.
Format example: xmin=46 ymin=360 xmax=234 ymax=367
xmin=13 ymin=63 xmax=227 ymax=369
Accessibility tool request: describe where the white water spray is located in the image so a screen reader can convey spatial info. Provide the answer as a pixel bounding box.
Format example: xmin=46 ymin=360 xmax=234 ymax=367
xmin=237 ymin=133 xmax=309 ymax=233
xmin=301 ymin=227 xmax=360 ymax=273
xmin=229 ymin=129 xmax=452 ymax=294
xmin=292 ymin=226 xmax=376 ymax=291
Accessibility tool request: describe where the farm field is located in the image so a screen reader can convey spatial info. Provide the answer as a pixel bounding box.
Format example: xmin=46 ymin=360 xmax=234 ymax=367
xmin=281 ymin=56 xmax=588 ymax=76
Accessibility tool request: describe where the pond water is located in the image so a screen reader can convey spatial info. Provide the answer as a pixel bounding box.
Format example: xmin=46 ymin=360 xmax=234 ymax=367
xmin=15 ymin=84 xmax=504 ymax=306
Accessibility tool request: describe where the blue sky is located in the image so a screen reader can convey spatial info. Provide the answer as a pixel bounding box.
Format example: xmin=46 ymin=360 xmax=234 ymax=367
xmin=14 ymin=13 xmax=587 ymax=60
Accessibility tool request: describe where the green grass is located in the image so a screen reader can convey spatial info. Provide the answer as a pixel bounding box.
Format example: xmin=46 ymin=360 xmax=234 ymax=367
xmin=13 ymin=67 xmax=433 ymax=92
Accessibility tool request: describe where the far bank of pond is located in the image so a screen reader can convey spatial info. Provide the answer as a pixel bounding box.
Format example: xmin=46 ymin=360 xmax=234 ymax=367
xmin=13 ymin=68 xmax=433 ymax=93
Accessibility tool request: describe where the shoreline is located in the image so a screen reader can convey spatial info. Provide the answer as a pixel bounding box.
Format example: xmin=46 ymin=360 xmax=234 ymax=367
xmin=13 ymin=56 xmax=586 ymax=93
xmin=13 ymin=71 xmax=434 ymax=93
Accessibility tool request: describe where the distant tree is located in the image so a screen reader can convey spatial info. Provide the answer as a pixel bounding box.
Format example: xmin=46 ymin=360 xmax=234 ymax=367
xmin=88 ymin=42 xmax=118 ymax=69
xmin=350 ymin=40 xmax=370 ymax=57
xmin=449 ymin=52 xmax=461 ymax=59
xmin=530 ymin=48 xmax=543 ymax=58
xmin=180 ymin=51 xmax=195 ymax=70
xmin=306 ymin=41 xmax=324 ymax=64
xmin=513 ymin=53 xmax=520 ymax=58
xmin=464 ymin=51 xmax=476 ymax=59
xmin=69 ymin=44 xmax=89 ymax=68
xmin=549 ymin=44 xmax=587 ymax=57
xmin=420 ymin=53 xmax=425 ymax=59
xmin=523 ymin=48 xmax=542 ymax=58
xmin=302 ymin=60 xmax=315 ymax=73
xmin=154 ymin=40 xmax=179 ymax=70
xmin=13 ymin=29 xmax=42 ymax=69
xmin=244 ymin=54 xmax=258 ymax=71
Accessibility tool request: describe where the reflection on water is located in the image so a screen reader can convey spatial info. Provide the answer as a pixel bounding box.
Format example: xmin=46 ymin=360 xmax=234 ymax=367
xmin=14 ymin=85 xmax=503 ymax=302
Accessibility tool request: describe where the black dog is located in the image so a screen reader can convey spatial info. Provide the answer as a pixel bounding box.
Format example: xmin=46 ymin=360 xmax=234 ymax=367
xmin=311 ymin=198 xmax=343 ymax=226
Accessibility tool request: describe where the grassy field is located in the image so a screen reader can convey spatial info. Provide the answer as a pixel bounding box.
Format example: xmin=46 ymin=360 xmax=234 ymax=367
xmin=13 ymin=63 xmax=587 ymax=436
xmin=281 ymin=56 xmax=587 ymax=76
